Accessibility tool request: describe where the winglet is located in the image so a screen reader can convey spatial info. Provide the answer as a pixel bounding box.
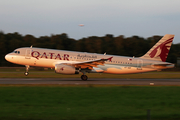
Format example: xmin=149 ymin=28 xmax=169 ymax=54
xmin=140 ymin=34 xmax=174 ymax=62
xmin=108 ymin=57 xmax=113 ymax=62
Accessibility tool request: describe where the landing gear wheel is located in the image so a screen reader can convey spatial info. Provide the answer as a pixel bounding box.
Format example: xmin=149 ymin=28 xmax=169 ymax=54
xmin=24 ymin=72 xmax=29 ymax=76
xmin=81 ymin=75 xmax=88 ymax=81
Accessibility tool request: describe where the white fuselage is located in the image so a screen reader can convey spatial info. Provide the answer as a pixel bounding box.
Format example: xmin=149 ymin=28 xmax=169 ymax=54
xmin=5 ymin=47 xmax=174 ymax=74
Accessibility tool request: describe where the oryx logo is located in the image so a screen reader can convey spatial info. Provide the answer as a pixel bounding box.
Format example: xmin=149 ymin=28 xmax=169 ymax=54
xmin=149 ymin=37 xmax=173 ymax=62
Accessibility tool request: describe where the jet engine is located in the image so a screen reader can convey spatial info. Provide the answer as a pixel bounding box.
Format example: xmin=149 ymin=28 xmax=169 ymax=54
xmin=55 ymin=64 xmax=79 ymax=74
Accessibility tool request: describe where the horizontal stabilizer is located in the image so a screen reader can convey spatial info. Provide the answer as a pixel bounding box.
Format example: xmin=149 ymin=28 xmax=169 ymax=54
xmin=151 ymin=63 xmax=174 ymax=69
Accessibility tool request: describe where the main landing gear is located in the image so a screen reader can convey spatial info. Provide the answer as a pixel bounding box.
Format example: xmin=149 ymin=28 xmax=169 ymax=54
xmin=80 ymin=70 xmax=88 ymax=81
xmin=81 ymin=75 xmax=88 ymax=81
xmin=24 ymin=65 xmax=30 ymax=76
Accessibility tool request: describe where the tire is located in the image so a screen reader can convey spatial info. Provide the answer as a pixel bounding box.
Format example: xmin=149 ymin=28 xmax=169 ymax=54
xmin=81 ymin=75 xmax=88 ymax=81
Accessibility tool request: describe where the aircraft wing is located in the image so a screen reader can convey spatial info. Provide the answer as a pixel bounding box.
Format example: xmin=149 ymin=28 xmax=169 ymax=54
xmin=63 ymin=57 xmax=113 ymax=69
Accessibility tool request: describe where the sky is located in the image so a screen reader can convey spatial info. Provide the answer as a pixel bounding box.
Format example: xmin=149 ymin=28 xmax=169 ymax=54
xmin=1 ymin=0 xmax=180 ymax=44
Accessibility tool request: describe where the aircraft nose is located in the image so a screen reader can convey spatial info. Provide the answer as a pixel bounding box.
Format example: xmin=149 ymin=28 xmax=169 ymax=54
xmin=5 ymin=54 xmax=11 ymax=61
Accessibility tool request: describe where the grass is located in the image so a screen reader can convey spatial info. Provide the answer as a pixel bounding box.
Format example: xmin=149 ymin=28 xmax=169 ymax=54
xmin=0 ymin=86 xmax=180 ymax=120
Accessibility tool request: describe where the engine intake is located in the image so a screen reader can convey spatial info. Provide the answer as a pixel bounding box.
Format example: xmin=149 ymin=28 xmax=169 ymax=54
xmin=55 ymin=64 xmax=79 ymax=74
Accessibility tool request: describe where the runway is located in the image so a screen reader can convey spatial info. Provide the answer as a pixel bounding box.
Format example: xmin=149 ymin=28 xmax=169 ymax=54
xmin=0 ymin=78 xmax=180 ymax=86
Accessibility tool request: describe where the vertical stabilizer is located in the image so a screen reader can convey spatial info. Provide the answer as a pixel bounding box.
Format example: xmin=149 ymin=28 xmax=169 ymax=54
xmin=140 ymin=34 xmax=174 ymax=62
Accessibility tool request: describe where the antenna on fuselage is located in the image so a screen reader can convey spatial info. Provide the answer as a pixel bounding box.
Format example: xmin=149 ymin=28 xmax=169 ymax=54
xmin=30 ymin=45 xmax=33 ymax=48
xmin=104 ymin=52 xmax=106 ymax=55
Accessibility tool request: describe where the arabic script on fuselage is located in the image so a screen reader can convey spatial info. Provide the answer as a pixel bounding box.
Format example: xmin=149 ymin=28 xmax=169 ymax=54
xmin=77 ymin=54 xmax=97 ymax=59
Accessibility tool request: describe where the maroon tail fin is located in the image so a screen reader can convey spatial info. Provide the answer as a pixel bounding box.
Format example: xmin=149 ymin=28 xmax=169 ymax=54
xmin=140 ymin=34 xmax=174 ymax=62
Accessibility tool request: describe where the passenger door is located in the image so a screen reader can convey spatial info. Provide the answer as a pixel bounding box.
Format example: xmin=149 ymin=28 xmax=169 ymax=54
xmin=25 ymin=49 xmax=31 ymax=59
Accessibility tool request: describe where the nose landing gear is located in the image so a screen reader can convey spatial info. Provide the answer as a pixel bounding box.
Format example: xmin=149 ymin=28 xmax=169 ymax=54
xmin=24 ymin=65 xmax=30 ymax=76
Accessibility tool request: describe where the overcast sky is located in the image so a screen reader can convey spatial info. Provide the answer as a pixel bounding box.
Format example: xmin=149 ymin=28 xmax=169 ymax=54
xmin=1 ymin=0 xmax=180 ymax=44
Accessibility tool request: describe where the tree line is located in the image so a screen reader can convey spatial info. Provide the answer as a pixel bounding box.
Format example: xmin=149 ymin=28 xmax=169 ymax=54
xmin=0 ymin=32 xmax=180 ymax=67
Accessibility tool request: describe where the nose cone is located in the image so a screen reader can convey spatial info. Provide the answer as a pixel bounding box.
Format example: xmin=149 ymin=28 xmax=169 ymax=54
xmin=5 ymin=54 xmax=11 ymax=61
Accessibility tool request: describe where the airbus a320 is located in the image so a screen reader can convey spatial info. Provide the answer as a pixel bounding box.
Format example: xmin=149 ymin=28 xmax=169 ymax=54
xmin=5 ymin=34 xmax=175 ymax=80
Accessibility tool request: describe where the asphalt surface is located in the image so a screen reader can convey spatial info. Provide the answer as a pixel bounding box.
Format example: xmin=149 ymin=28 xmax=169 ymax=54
xmin=0 ymin=78 xmax=180 ymax=85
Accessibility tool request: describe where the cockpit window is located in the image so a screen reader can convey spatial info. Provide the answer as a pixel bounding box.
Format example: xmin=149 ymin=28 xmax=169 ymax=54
xmin=13 ymin=51 xmax=20 ymax=54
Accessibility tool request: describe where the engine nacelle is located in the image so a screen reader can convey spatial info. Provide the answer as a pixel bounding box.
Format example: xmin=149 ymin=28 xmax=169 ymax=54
xmin=55 ymin=64 xmax=79 ymax=74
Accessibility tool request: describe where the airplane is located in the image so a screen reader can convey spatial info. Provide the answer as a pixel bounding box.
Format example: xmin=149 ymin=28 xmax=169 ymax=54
xmin=5 ymin=34 xmax=175 ymax=80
